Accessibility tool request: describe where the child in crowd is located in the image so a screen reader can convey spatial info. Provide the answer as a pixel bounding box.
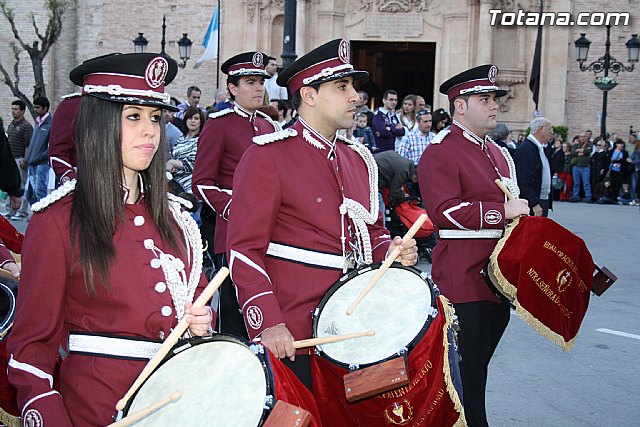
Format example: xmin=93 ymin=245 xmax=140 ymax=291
xmin=353 ymin=113 xmax=376 ymax=152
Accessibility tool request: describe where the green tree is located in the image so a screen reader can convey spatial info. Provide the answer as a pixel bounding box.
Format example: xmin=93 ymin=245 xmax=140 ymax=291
xmin=0 ymin=0 xmax=67 ymax=120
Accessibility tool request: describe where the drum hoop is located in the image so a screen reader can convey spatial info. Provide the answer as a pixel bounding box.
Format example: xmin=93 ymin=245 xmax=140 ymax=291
xmin=312 ymin=263 xmax=438 ymax=369
xmin=481 ymin=263 xmax=515 ymax=308
xmin=0 ymin=281 xmax=17 ymax=341
xmin=123 ymin=334 xmax=276 ymax=418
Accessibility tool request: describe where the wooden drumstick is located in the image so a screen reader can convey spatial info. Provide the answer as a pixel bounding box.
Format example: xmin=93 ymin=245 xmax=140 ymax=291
xmin=495 ymin=179 xmax=516 ymax=201
xmin=115 ymin=267 xmax=229 ymax=411
xmin=0 ymin=268 xmax=18 ymax=281
xmin=346 ymin=214 xmax=427 ymax=316
xmin=292 ymin=330 xmax=375 ymax=349
xmin=108 ymin=392 xmax=182 ymax=427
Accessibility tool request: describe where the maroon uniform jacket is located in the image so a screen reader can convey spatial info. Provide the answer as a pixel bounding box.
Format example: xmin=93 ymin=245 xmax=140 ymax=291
xmin=7 ymin=183 xmax=210 ymax=426
xmin=227 ymin=119 xmax=392 ymax=343
xmin=192 ymin=104 xmax=279 ymax=255
xmin=418 ymin=123 xmax=516 ymax=304
xmin=49 ymin=94 xmax=81 ymax=184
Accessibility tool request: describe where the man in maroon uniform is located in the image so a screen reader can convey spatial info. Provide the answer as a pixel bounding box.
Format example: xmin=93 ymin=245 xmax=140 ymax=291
xmin=49 ymin=93 xmax=82 ymax=185
xmin=226 ymin=39 xmax=418 ymax=388
xmin=418 ymin=65 xmax=529 ymax=426
xmin=192 ymin=51 xmax=278 ymax=337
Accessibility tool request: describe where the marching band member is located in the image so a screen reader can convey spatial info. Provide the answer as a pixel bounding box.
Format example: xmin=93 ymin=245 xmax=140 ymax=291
xmin=7 ymin=53 xmax=214 ymax=426
xmin=226 ymin=39 xmax=418 ymax=389
xmin=418 ymin=65 xmax=529 ymax=426
xmin=191 ymin=51 xmax=279 ymax=338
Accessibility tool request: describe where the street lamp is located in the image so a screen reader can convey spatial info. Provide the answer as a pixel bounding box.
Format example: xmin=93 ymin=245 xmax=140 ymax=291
xmin=132 ymin=15 xmax=192 ymax=68
xmin=574 ymin=25 xmax=639 ymax=138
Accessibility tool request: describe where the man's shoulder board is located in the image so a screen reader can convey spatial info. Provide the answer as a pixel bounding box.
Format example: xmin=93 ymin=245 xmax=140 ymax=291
xmin=253 ymin=128 xmax=298 ymax=145
xmin=208 ymin=108 xmax=233 ymax=119
xmin=430 ymin=129 xmax=451 ymax=145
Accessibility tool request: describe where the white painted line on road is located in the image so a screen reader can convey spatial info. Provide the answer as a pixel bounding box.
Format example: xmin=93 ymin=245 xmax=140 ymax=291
xmin=596 ymin=328 xmax=640 ymax=340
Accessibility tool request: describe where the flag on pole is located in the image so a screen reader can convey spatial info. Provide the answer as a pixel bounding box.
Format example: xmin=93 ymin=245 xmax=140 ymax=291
xmin=529 ymin=1 xmax=543 ymax=110
xmin=194 ymin=2 xmax=219 ymax=69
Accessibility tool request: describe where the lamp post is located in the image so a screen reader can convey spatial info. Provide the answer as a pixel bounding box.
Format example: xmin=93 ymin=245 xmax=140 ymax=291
xmin=574 ymin=25 xmax=640 ymax=139
xmin=133 ymin=15 xmax=193 ymax=68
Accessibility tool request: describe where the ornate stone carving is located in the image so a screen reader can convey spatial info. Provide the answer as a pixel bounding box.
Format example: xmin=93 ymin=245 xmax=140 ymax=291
xmin=497 ymin=68 xmax=526 ymax=112
xmin=243 ymin=0 xmax=284 ymax=23
xmin=348 ymin=0 xmax=435 ymax=14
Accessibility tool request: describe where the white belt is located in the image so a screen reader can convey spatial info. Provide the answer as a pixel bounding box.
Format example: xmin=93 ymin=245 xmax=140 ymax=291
xmin=439 ymin=229 xmax=503 ymax=239
xmin=68 ymin=333 xmax=162 ymax=360
xmin=266 ymin=242 xmax=347 ymax=270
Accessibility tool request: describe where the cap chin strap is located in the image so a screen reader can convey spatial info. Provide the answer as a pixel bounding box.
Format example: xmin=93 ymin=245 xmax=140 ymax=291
xmin=83 ymin=84 xmax=171 ymax=103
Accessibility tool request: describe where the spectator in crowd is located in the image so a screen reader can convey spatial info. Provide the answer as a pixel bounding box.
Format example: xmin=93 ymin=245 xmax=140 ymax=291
xmin=398 ymin=110 xmax=433 ymax=165
xmin=353 ymin=112 xmax=376 ymax=151
xmin=48 ymin=94 xmax=82 ymax=186
xmin=4 ymin=100 xmax=32 ymax=219
xmin=270 ymin=99 xmax=293 ymax=128
xmin=617 ymin=182 xmax=634 ymax=205
xmin=355 ymin=90 xmax=374 ymax=126
xmin=166 ymin=106 xmax=205 ymax=194
xmin=594 ymin=175 xmax=615 ymax=204
xmin=549 ymin=137 xmax=564 ymax=201
xmin=372 ymin=89 xmax=404 ymax=152
xmin=164 ymin=108 xmax=185 ymax=155
xmin=629 ymin=134 xmax=640 ymax=203
xmin=374 ymin=150 xmax=416 ymax=219
xmin=192 ymin=51 xmax=279 ymax=338
xmin=570 ymin=131 xmax=593 ymax=202
xmin=590 ymin=137 xmax=610 ymax=192
xmin=554 ymin=142 xmax=573 ymax=201
xmin=0 ymin=123 xmax=22 ymax=278
xmin=515 ymin=117 xmax=553 ymax=217
xmin=23 ymin=96 xmax=52 ymax=210
xmin=397 ymin=94 xmax=417 ymax=133
xmin=489 ymin=123 xmax=515 ymax=157
xmin=517 ymin=133 xmax=525 ymax=145
xmin=431 ymin=107 xmax=451 ymax=133
xmin=264 ymin=56 xmax=288 ymax=100
xmin=608 ymin=138 xmax=629 ymax=202
xmin=174 ymin=86 xmax=207 ymax=133
xmin=213 ymin=88 xmax=232 ymax=111
xmin=415 ymin=95 xmax=430 ymax=112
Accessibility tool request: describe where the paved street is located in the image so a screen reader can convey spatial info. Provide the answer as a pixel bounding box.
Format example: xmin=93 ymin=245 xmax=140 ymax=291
xmin=5 ymin=202 xmax=639 ymax=425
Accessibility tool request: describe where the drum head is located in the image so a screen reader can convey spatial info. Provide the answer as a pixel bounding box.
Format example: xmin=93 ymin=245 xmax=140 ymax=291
xmin=313 ymin=264 xmax=436 ymax=367
xmin=126 ymin=335 xmax=272 ymax=426
xmin=0 ymin=278 xmax=18 ymax=341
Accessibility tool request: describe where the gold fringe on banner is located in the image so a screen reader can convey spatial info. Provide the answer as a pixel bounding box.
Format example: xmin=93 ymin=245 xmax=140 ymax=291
xmin=487 ymin=217 xmax=577 ymax=352
xmin=0 ymin=406 xmax=22 ymax=427
xmin=439 ymin=295 xmax=467 ymax=427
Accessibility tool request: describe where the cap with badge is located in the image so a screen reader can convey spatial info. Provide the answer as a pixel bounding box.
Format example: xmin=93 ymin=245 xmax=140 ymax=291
xmin=439 ymin=64 xmax=508 ymax=101
xmin=221 ymin=51 xmax=271 ymax=78
xmin=70 ymin=52 xmax=179 ymax=111
xmin=277 ymin=38 xmax=368 ymax=94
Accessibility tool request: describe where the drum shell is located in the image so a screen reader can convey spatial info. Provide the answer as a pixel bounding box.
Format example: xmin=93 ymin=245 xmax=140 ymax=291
xmin=0 ymin=276 xmax=18 ymax=341
xmin=311 ymin=263 xmax=438 ymax=369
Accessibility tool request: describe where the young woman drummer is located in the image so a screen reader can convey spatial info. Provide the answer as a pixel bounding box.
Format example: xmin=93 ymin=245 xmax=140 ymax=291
xmin=6 ymin=53 xmax=214 ymax=426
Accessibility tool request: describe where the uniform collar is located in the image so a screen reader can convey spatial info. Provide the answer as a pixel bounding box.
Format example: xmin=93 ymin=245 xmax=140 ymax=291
xmin=452 ymin=119 xmax=488 ymax=148
xmin=121 ymin=174 xmax=146 ymax=204
xmin=296 ymin=117 xmax=337 ymax=158
xmin=233 ymin=103 xmax=257 ymax=122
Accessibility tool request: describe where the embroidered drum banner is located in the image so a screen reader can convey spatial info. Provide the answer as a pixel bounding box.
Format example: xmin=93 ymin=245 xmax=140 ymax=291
xmin=487 ymin=216 xmax=594 ymax=351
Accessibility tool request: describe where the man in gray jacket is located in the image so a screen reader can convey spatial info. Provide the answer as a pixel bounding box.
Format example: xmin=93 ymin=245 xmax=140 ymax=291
xmin=24 ymin=96 xmax=52 ymax=207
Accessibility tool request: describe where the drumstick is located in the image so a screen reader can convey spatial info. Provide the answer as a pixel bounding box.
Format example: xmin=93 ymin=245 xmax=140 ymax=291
xmin=108 ymin=392 xmax=182 ymax=427
xmin=115 ymin=267 xmax=229 ymax=411
xmin=346 ymin=213 xmax=427 ymax=316
xmin=495 ymin=179 xmax=516 ymax=201
xmin=0 ymin=268 xmax=18 ymax=281
xmin=292 ymin=330 xmax=375 ymax=349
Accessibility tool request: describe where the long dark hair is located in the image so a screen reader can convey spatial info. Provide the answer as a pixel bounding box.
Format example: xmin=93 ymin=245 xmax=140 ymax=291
xmin=71 ymin=96 xmax=178 ymax=295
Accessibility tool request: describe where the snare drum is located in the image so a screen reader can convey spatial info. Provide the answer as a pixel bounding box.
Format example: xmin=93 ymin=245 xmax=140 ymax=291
xmin=123 ymin=334 xmax=317 ymax=426
xmin=0 ymin=276 xmax=18 ymax=341
xmin=312 ymin=263 xmax=438 ymax=368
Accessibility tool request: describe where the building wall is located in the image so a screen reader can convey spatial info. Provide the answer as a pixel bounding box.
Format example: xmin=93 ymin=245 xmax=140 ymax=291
xmin=1 ymin=0 xmax=638 ymax=139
